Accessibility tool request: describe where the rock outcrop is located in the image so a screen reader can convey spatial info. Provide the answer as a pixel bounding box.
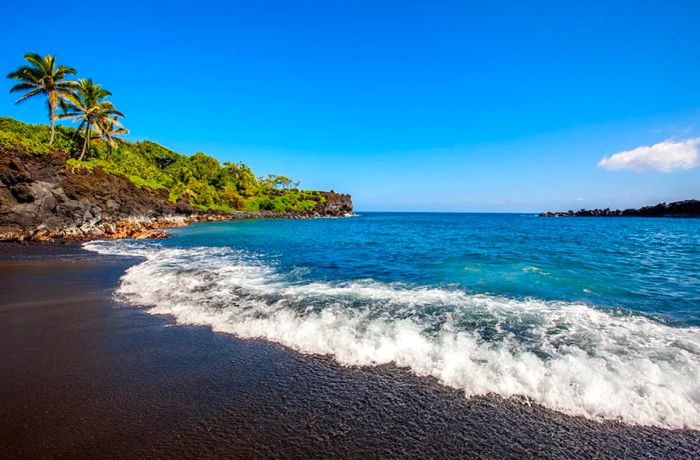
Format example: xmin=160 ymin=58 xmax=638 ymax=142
xmin=539 ymin=200 xmax=700 ymax=218
xmin=0 ymin=148 xmax=353 ymax=242
xmin=312 ymin=190 xmax=354 ymax=216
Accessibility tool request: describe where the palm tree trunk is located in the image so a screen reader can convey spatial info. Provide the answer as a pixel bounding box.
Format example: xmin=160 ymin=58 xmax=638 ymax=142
xmin=48 ymin=103 xmax=55 ymax=145
xmin=78 ymin=123 xmax=91 ymax=161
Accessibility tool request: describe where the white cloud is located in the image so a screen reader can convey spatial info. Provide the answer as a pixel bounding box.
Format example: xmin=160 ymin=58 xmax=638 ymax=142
xmin=598 ymin=138 xmax=700 ymax=172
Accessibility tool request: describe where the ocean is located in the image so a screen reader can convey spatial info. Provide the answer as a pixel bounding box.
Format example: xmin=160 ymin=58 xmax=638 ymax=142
xmin=84 ymin=212 xmax=700 ymax=430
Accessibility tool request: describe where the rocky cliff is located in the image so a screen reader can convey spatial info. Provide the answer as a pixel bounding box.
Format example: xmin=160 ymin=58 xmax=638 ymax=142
xmin=0 ymin=148 xmax=353 ymax=242
xmin=539 ymin=200 xmax=700 ymax=218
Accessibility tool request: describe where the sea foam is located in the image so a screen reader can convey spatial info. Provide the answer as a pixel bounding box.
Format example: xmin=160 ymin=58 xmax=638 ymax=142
xmin=85 ymin=240 xmax=700 ymax=429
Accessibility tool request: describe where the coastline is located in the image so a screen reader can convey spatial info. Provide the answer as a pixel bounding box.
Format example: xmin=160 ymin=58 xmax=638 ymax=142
xmin=539 ymin=199 xmax=700 ymax=218
xmin=0 ymin=210 xmax=354 ymax=243
xmin=0 ymin=143 xmax=354 ymax=243
xmin=1 ymin=242 xmax=699 ymax=458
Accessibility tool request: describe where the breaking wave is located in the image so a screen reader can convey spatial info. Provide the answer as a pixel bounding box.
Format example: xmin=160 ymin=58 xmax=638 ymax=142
xmin=85 ymin=240 xmax=700 ymax=429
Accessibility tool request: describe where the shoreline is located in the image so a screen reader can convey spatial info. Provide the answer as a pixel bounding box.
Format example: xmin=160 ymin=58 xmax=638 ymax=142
xmin=1 ymin=143 xmax=354 ymax=243
xmin=1 ymin=243 xmax=699 ymax=458
xmin=0 ymin=210 xmax=355 ymax=243
xmin=539 ymin=199 xmax=700 ymax=218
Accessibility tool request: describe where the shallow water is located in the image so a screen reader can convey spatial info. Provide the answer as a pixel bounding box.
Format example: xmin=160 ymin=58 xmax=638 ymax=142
xmin=85 ymin=213 xmax=700 ymax=429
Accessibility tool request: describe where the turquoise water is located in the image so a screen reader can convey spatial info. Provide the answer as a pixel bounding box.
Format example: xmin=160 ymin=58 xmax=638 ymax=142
xmin=86 ymin=213 xmax=700 ymax=429
xmin=170 ymin=213 xmax=700 ymax=324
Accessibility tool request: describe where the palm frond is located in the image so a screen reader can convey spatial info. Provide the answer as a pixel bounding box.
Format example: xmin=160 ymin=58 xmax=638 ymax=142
xmin=56 ymin=64 xmax=77 ymax=76
xmin=61 ymin=92 xmax=84 ymax=109
xmin=22 ymin=53 xmax=44 ymax=68
xmin=7 ymin=65 xmax=41 ymax=81
xmin=9 ymin=82 xmax=39 ymax=93
xmin=14 ymin=87 xmax=44 ymax=104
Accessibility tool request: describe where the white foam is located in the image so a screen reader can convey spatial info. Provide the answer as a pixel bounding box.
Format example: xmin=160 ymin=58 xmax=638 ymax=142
xmin=85 ymin=240 xmax=700 ymax=429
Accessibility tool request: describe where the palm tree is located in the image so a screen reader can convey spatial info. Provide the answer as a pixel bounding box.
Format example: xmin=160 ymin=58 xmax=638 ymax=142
xmin=60 ymin=79 xmax=124 ymax=160
xmin=96 ymin=115 xmax=128 ymax=160
xmin=7 ymin=53 xmax=77 ymax=144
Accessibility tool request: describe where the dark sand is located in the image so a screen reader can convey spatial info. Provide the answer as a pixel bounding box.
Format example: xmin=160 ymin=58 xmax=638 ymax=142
xmin=1 ymin=244 xmax=699 ymax=459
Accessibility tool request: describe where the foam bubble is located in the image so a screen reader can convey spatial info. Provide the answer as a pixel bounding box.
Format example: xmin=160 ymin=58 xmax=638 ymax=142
xmin=85 ymin=240 xmax=700 ymax=429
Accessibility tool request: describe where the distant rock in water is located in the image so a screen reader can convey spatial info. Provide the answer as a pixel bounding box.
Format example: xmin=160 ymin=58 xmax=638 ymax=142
xmin=539 ymin=200 xmax=700 ymax=218
xmin=0 ymin=147 xmax=352 ymax=242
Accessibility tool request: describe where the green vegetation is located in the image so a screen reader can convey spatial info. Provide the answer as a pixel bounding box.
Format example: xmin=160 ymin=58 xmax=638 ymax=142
xmin=0 ymin=116 xmax=325 ymax=212
xmin=3 ymin=52 xmax=325 ymax=213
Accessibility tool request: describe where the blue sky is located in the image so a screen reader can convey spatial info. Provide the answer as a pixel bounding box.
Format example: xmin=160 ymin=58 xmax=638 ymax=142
xmin=2 ymin=0 xmax=699 ymax=211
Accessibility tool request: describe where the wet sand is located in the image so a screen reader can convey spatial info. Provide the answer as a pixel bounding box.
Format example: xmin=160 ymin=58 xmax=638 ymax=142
xmin=1 ymin=244 xmax=699 ymax=459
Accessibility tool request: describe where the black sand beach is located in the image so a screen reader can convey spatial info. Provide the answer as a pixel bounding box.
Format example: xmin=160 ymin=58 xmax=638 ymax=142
xmin=1 ymin=244 xmax=699 ymax=459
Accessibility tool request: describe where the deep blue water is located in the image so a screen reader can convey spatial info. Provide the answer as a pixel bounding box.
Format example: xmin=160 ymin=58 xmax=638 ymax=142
xmin=86 ymin=213 xmax=700 ymax=428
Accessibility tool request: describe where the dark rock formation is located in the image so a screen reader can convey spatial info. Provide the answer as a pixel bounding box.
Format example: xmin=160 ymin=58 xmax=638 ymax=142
xmin=0 ymin=148 xmax=353 ymax=242
xmin=539 ymin=200 xmax=700 ymax=218
xmin=313 ymin=190 xmax=354 ymax=216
